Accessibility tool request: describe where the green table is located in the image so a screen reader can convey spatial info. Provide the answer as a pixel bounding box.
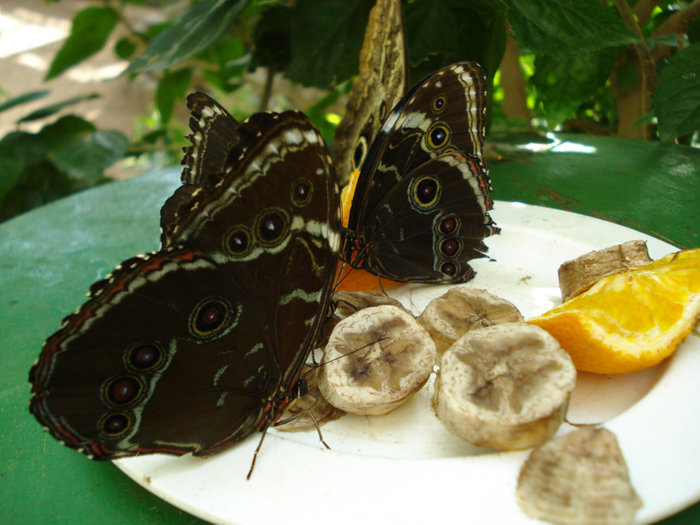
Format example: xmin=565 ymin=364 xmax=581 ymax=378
xmin=1 ymin=134 xmax=698 ymax=524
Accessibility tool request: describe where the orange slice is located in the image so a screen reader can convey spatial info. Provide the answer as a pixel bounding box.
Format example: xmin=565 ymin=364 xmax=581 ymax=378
xmin=529 ymin=248 xmax=700 ymax=374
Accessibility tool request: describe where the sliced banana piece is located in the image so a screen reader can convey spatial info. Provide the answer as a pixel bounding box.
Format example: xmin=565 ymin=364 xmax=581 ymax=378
xmin=516 ymin=427 xmax=642 ymax=525
xmin=433 ymin=322 xmax=576 ymax=450
xmin=319 ymin=305 xmax=436 ymax=416
xmin=558 ymin=240 xmax=652 ymax=301
xmin=276 ymin=365 xmax=345 ymax=433
xmin=321 ymin=290 xmax=406 ymax=344
xmin=418 ymin=287 xmax=523 ymax=354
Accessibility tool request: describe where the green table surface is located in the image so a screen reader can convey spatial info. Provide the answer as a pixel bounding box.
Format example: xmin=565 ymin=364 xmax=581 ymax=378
xmin=1 ymin=133 xmax=698 ymax=524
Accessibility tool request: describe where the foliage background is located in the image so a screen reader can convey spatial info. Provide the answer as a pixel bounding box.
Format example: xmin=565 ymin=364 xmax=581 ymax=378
xmin=0 ymin=0 xmax=698 ymax=222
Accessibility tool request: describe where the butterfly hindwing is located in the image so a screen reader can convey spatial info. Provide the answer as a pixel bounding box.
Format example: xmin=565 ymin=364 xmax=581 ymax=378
xmin=359 ymin=153 xmax=498 ymax=282
xmin=30 ymin=106 xmax=341 ymax=460
xmin=161 ymin=92 xmax=241 ymax=243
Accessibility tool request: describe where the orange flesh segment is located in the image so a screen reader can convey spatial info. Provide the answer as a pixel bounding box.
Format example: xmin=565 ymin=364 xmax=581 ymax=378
xmin=529 ymin=248 xmax=700 ymax=374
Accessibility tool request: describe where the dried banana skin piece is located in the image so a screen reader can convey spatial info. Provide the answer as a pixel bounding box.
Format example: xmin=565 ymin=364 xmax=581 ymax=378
xmin=333 ymin=290 xmax=406 ymax=320
xmin=276 ymin=364 xmax=346 ymax=432
xmin=516 ymin=427 xmax=642 ymax=525
xmin=558 ymin=240 xmax=653 ymax=301
xmin=418 ymin=287 xmax=524 ymax=354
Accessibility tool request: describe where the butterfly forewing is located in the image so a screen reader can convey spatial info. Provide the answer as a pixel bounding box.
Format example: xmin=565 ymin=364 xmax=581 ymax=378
xmin=349 ymin=62 xmax=489 ymax=228
xmin=168 ymin=110 xmax=341 ymax=382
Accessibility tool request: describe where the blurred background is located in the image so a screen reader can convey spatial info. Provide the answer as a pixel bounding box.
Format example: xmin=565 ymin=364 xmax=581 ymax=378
xmin=0 ymin=0 xmax=697 ymax=223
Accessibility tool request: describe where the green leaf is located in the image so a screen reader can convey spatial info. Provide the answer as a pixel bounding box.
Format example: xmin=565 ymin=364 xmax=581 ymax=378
xmin=127 ymin=0 xmax=249 ymax=74
xmin=688 ymin=16 xmax=700 ymax=45
xmin=0 ymin=133 xmax=33 ymax=198
xmin=531 ymin=49 xmax=616 ymax=128
xmin=506 ymin=0 xmax=639 ymax=57
xmin=0 ymin=162 xmax=86 ymax=223
xmin=38 ymin=115 xmax=95 ymax=147
xmin=286 ymin=0 xmax=372 ymax=87
xmin=156 ymin=68 xmax=192 ymax=124
xmin=50 ymin=129 xmax=129 ymax=182
xmin=405 ymin=0 xmax=506 ymax=80
xmin=115 ymin=37 xmax=138 ymax=59
xmin=17 ymin=93 xmax=100 ymax=123
xmin=654 ymin=43 xmax=700 ymax=142
xmin=0 ymin=90 xmax=50 ymax=114
xmin=45 ymin=6 xmax=119 ymax=80
xmin=199 ymin=35 xmax=247 ymax=92
xmin=251 ymin=5 xmax=292 ymax=70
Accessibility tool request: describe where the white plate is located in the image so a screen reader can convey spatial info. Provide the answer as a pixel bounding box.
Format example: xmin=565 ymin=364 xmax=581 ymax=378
xmin=115 ymin=202 xmax=700 ymax=525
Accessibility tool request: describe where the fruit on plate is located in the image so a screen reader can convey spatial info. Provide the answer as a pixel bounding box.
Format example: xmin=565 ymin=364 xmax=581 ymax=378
xmin=516 ymin=427 xmax=642 ymax=525
xmin=333 ymin=290 xmax=406 ymax=320
xmin=319 ymin=305 xmax=436 ymax=415
xmin=530 ymin=248 xmax=700 ymax=374
xmin=432 ymin=323 xmax=576 ymax=450
xmin=558 ymin=240 xmax=653 ymax=301
xmin=418 ymin=287 xmax=523 ymax=354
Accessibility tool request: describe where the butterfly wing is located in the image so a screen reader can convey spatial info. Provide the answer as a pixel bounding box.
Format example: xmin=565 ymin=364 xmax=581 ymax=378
xmin=161 ymin=92 xmax=241 ymax=242
xmin=30 ymin=250 xmax=277 ymax=458
xmin=166 ymin=110 xmax=342 ymax=385
xmin=358 ymin=153 xmax=498 ymax=282
xmin=346 ymin=62 xmax=496 ymax=283
xmin=333 ymin=0 xmax=409 ymax=184
xmin=349 ymin=61 xmax=489 ymax=227
xmin=30 ymin=109 xmax=341 ymax=459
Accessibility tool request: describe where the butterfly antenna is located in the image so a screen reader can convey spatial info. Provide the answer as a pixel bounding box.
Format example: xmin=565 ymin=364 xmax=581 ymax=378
xmin=318 ymin=337 xmax=388 ymax=368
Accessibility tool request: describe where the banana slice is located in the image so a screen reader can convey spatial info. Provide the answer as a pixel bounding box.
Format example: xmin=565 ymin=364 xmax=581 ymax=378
xmin=276 ymin=365 xmax=345 ymax=432
xmin=516 ymin=427 xmax=642 ymax=525
xmin=433 ymin=322 xmax=576 ymax=450
xmin=319 ymin=305 xmax=436 ymax=416
xmin=558 ymin=240 xmax=652 ymax=301
xmin=418 ymin=287 xmax=523 ymax=354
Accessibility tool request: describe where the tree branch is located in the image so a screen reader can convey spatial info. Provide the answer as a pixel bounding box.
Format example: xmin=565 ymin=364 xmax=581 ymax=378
xmin=651 ymin=0 xmax=700 ymax=62
xmin=614 ymin=0 xmax=658 ymax=95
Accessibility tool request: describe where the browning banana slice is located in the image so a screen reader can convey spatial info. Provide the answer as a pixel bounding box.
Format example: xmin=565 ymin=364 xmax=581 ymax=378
xmin=516 ymin=427 xmax=642 ymax=525
xmin=418 ymin=287 xmax=523 ymax=354
xmin=319 ymin=305 xmax=436 ymax=416
xmin=433 ymin=322 xmax=576 ymax=450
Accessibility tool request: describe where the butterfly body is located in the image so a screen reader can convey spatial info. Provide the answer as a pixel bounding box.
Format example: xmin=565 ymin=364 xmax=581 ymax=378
xmin=30 ymin=96 xmax=341 ymax=460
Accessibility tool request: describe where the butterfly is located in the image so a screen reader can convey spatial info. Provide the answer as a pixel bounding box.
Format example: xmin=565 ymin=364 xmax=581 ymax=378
xmin=333 ymin=0 xmax=408 ymax=187
xmin=334 ymin=0 xmax=498 ymax=285
xmin=29 ymin=93 xmax=341 ymax=462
